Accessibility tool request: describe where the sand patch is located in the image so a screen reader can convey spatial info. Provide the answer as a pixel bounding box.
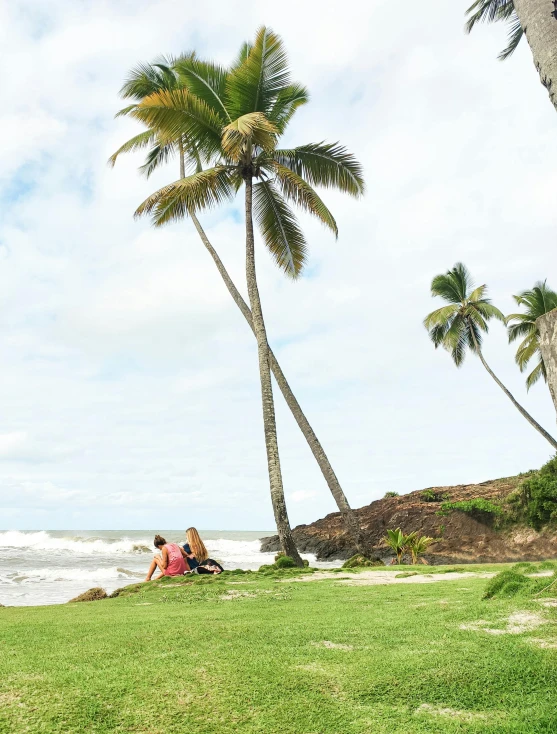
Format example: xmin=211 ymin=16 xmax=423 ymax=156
xmin=0 ymin=691 xmax=23 ymax=706
xmin=220 ymin=590 xmax=257 ymax=600
xmin=415 ymin=704 xmax=499 ymax=722
xmin=312 ymin=640 xmax=354 ymax=651
xmin=536 ymin=598 xmax=557 ymax=608
xmin=461 ymin=611 xmax=546 ymax=635
xmin=290 ymin=570 xmax=495 ymax=586
xmin=528 ymin=638 xmax=557 ymax=649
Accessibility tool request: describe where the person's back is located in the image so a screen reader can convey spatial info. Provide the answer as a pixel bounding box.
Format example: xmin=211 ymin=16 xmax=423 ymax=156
xmin=164 ymin=543 xmax=187 ymax=576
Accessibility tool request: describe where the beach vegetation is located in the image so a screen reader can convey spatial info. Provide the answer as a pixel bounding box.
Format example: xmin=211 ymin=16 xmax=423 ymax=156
xmin=424 ymin=262 xmax=557 ymax=450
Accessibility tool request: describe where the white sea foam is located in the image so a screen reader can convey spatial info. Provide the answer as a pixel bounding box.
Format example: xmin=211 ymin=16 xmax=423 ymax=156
xmin=0 ymin=566 xmax=143 ymax=584
xmin=0 ymin=530 xmax=151 ymax=554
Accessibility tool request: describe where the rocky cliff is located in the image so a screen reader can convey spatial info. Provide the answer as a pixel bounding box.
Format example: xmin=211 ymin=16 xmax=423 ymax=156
xmin=260 ymin=474 xmax=557 ymax=564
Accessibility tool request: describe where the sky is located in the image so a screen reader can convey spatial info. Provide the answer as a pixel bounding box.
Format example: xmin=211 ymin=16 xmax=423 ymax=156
xmin=1 ymin=0 xmax=556 ymax=531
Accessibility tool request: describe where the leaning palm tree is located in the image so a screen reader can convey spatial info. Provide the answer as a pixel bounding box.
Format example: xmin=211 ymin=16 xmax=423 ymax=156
xmin=507 ymin=281 xmax=557 ymax=390
xmin=125 ymin=28 xmax=365 ymax=564
xmin=110 ymin=56 xmax=366 ymax=555
xmin=465 ymin=0 xmax=557 ymax=113
xmin=424 ymin=263 xmax=557 ymax=449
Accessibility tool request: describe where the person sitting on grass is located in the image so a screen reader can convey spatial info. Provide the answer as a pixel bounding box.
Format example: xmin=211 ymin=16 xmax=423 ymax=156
xmin=183 ymin=527 xmax=224 ymax=575
xmin=144 ymin=535 xmax=190 ymax=581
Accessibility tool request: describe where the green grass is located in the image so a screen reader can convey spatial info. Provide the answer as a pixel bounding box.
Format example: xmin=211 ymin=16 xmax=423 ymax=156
xmin=1 ymin=566 xmax=557 ymax=733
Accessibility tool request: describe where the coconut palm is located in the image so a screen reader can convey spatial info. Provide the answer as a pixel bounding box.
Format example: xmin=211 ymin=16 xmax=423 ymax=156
xmin=507 ymin=281 xmax=557 ymax=390
xmin=405 ymin=533 xmax=435 ymax=565
xmin=121 ymin=28 xmax=364 ymax=564
xmin=109 ymin=58 xmax=366 ymax=555
xmin=384 ymin=528 xmax=408 ymax=564
xmin=424 ymin=263 xmax=557 ymax=450
xmin=465 ymin=0 xmax=557 ymax=112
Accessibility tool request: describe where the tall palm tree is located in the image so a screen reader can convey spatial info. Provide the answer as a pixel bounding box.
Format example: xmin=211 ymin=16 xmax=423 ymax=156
xmin=121 ymin=28 xmax=365 ymax=563
xmin=424 ymin=262 xmax=557 ymax=449
xmin=507 ymin=281 xmax=557 ymax=390
xmin=110 ymin=54 xmax=366 ymax=555
xmin=465 ymin=0 xmax=557 ymax=112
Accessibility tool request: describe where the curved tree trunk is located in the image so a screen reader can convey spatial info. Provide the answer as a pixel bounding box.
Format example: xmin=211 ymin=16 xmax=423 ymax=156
xmin=537 ymin=309 xmax=557 ymax=421
xmin=469 ymin=328 xmax=557 ymax=449
xmin=189 ymin=212 xmax=365 ymax=553
xmin=243 ymin=175 xmax=303 ymax=566
xmin=513 ymin=0 xmax=557 ymax=111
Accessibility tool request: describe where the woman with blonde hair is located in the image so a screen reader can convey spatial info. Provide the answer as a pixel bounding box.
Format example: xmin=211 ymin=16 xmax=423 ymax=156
xmin=183 ymin=527 xmax=223 ymax=574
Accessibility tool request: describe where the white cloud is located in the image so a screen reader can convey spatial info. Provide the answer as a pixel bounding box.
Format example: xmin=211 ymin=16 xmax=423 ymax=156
xmin=0 ymin=0 xmax=556 ymax=531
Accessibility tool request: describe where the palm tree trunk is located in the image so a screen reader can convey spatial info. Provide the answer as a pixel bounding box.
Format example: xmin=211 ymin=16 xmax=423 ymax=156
xmin=537 ymin=309 xmax=557 ymax=422
xmin=243 ymin=175 xmax=303 ymax=566
xmin=469 ymin=327 xmax=557 ymax=449
xmin=513 ymin=0 xmax=557 ymax=111
xmin=189 ymin=212 xmax=365 ymax=553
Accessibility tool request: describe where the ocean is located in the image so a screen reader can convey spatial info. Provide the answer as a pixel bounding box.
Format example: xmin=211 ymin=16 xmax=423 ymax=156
xmin=0 ymin=530 xmax=340 ymax=607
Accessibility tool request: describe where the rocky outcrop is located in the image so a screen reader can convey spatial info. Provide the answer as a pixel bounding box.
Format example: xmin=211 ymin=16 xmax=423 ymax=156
xmin=260 ymin=475 xmax=557 ymax=564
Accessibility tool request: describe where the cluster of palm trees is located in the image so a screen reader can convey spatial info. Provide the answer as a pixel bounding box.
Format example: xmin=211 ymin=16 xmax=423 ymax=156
xmin=110 ymin=28 xmax=366 ymax=565
xmin=384 ymin=528 xmax=434 ymax=565
xmin=425 ymin=263 xmax=557 ymax=450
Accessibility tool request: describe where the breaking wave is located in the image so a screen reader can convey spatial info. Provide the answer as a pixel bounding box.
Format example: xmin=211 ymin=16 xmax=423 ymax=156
xmin=0 ymin=531 xmax=151 ymax=555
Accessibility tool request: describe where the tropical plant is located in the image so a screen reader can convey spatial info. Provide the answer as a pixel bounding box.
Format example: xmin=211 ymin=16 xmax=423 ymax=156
xmin=506 ymin=281 xmax=557 ymax=390
xmin=384 ymin=491 xmax=399 ymax=498
xmin=424 ymin=263 xmax=557 ymax=450
xmin=438 ymin=498 xmax=503 ymax=519
xmin=465 ymin=0 xmax=523 ymax=60
xmin=513 ymin=454 xmax=557 ymax=529
xmin=465 ymin=0 xmax=557 ymax=113
xmin=115 ymin=29 xmax=365 ymax=564
xmin=110 ymin=56 xmax=366 ymax=556
xmin=384 ymin=528 xmax=408 ymax=564
xmin=420 ymin=489 xmax=449 ymax=503
xmin=404 ymin=533 xmax=435 ymax=565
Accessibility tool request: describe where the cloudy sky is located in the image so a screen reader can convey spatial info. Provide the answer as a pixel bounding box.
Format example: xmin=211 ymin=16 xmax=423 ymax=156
xmin=1 ymin=1 xmax=556 ymax=531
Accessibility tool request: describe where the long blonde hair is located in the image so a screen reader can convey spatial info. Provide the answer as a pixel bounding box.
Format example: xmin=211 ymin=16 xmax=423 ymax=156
xmin=186 ymin=527 xmax=208 ymax=563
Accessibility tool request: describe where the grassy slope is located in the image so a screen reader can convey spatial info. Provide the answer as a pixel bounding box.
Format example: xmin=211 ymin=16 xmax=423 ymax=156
xmin=1 ymin=567 xmax=557 ymax=733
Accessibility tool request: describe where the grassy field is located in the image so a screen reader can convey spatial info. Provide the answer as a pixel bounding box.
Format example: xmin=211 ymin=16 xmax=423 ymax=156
xmin=1 ymin=565 xmax=557 ymax=733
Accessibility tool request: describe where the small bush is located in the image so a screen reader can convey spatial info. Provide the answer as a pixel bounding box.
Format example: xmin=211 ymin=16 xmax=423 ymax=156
xmin=483 ymin=568 xmax=557 ymax=600
xmin=342 ymin=554 xmax=384 ymax=568
xmin=517 ymin=456 xmax=557 ymax=530
xmin=437 ymin=498 xmax=502 ymax=519
xmin=384 ymin=491 xmax=399 ymax=498
xmin=69 ymin=587 xmax=108 ymax=603
xmin=274 ymin=555 xmax=297 ymax=569
xmin=421 ymin=489 xmax=449 ymax=503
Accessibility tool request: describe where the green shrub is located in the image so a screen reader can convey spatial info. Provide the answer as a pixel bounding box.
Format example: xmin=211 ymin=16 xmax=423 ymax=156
xmin=342 ymin=554 xmax=384 ymax=568
xmin=421 ymin=489 xmax=449 ymax=503
xmin=274 ymin=555 xmax=297 ymax=569
xmin=384 ymin=491 xmax=399 ymax=498
xmin=437 ymin=498 xmax=502 ymax=519
xmin=483 ymin=568 xmax=557 ymax=599
xmin=517 ymin=455 xmax=557 ymax=530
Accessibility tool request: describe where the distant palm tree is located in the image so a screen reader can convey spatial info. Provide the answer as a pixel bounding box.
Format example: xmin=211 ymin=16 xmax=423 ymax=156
xmin=507 ymin=281 xmax=557 ymax=390
xmin=124 ymin=28 xmax=365 ymax=564
xmin=424 ymin=263 xmax=557 ymax=450
xmin=110 ymin=58 xmax=366 ymax=555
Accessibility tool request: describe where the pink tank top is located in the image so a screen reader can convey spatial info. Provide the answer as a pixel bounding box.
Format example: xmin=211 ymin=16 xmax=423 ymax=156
xmin=163 ymin=543 xmax=187 ymax=576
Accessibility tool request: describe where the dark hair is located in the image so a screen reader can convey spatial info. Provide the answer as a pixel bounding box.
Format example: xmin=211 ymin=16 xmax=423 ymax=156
xmin=153 ymin=535 xmax=167 ymax=548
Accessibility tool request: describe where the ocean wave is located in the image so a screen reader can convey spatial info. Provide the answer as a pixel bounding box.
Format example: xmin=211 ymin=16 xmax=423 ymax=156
xmin=0 ymin=531 xmax=152 ymax=555
xmin=0 ymin=566 xmax=143 ymax=584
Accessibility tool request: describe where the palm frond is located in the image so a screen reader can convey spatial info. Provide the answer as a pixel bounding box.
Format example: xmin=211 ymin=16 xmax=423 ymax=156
xmin=465 ymin=0 xmax=515 ymax=33
xmin=472 ymin=300 xmax=506 ymax=324
xmin=274 ymin=142 xmax=365 ymax=197
xmin=423 ymin=304 xmax=459 ymax=330
xmin=468 ymin=285 xmax=487 ymax=302
xmin=108 ymin=129 xmax=156 ymax=167
xmin=267 ymin=83 xmax=309 ymax=133
xmin=115 ymin=104 xmax=139 ymax=119
xmin=173 ymin=55 xmax=231 ymax=122
xmin=130 ymin=88 xmax=223 ymax=159
xmin=507 ymin=315 xmax=533 ymax=343
xmin=265 ymin=162 xmax=338 ymax=236
xmin=499 ymin=15 xmax=524 ymax=60
xmin=226 ymin=26 xmax=291 ymax=118
xmin=466 ymin=317 xmax=483 ymax=354
xmin=428 ymin=323 xmax=450 ymax=349
xmin=138 ymin=141 xmax=177 ymax=178
xmin=444 ymin=315 xmax=469 ymax=366
xmin=253 ymin=179 xmax=307 ymax=278
xmin=119 ymin=60 xmax=177 ymax=100
xmin=515 ymin=333 xmax=538 ymax=372
xmin=134 ymin=166 xmax=234 ymax=225
xmin=221 ymin=112 xmax=278 ymax=161
xmin=526 ymin=359 xmax=546 ymax=390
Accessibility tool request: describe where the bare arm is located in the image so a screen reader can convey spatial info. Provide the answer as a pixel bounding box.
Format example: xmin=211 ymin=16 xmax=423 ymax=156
xmin=179 ymin=546 xmax=191 ymax=571
xmin=160 ymin=545 xmax=169 ymax=570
